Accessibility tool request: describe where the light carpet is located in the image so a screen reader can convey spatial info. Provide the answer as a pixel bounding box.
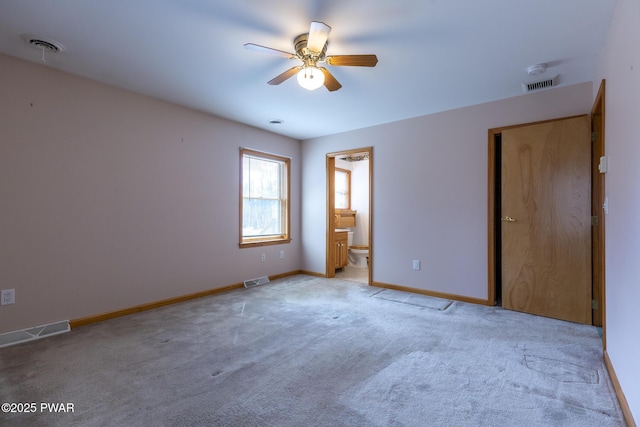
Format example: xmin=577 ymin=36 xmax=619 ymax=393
xmin=0 ymin=275 xmax=624 ymax=426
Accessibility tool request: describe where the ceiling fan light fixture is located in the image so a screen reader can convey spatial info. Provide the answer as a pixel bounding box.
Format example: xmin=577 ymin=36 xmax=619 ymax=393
xmin=245 ymin=21 xmax=377 ymax=92
xmin=297 ymin=66 xmax=324 ymax=90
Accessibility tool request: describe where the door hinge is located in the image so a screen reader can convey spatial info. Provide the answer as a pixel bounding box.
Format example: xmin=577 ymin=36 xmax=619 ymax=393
xmin=591 ymin=131 xmax=598 ymax=142
xmin=592 ymin=299 xmax=599 ymax=310
xmin=591 ymin=216 xmax=599 ymax=226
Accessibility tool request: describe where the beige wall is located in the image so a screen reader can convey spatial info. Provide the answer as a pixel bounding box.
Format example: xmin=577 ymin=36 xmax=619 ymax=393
xmin=302 ymin=82 xmax=593 ymax=300
xmin=0 ymin=54 xmax=302 ymax=333
xmin=596 ymin=0 xmax=640 ymax=420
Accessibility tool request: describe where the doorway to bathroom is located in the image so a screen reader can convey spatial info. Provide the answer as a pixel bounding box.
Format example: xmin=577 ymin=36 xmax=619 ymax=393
xmin=326 ymin=148 xmax=372 ymax=285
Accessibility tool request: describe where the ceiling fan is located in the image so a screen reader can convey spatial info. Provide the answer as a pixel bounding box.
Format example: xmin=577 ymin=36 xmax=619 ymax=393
xmin=244 ymin=21 xmax=378 ymax=92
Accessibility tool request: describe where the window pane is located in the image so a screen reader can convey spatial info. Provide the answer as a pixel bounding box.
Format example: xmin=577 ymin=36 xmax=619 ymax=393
xmin=243 ymin=198 xmax=282 ymax=236
xmin=247 ymin=157 xmax=280 ymax=199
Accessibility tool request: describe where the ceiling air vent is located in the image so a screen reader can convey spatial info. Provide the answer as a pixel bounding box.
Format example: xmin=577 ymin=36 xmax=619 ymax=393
xmin=522 ymin=75 xmax=558 ymax=93
xmin=20 ymin=34 xmax=66 ymax=53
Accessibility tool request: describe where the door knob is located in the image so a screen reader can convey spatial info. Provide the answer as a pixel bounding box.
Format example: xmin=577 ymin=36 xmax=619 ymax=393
xmin=501 ymin=216 xmax=517 ymax=222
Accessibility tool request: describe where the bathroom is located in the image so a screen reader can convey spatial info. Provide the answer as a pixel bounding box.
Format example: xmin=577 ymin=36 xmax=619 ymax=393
xmin=334 ymin=153 xmax=369 ymax=284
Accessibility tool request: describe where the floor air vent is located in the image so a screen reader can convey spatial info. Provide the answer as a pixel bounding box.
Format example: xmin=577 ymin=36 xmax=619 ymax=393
xmin=522 ymin=75 xmax=558 ymax=93
xmin=243 ymin=276 xmax=270 ymax=288
xmin=0 ymin=320 xmax=70 ymax=348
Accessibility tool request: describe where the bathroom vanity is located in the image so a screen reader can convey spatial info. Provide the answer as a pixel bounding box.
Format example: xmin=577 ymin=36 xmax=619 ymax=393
xmin=334 ymin=230 xmax=349 ymax=270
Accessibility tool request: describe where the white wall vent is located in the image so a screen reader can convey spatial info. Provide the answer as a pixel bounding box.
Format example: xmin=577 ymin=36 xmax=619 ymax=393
xmin=522 ymin=75 xmax=559 ymax=93
xmin=0 ymin=320 xmax=70 ymax=348
xmin=243 ymin=276 xmax=270 ymax=288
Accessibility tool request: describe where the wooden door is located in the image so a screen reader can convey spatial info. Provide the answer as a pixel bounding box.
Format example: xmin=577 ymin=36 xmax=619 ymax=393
xmin=501 ymin=116 xmax=591 ymax=324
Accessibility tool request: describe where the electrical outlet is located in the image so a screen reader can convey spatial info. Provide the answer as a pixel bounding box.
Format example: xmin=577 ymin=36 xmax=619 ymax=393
xmin=412 ymin=260 xmax=421 ymax=271
xmin=261 ymin=253 xmax=266 ymax=262
xmin=1 ymin=289 xmax=15 ymax=305
xmin=280 ymin=250 xmax=285 ymax=259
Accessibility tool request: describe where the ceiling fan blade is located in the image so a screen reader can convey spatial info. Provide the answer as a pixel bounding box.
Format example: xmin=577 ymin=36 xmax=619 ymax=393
xmin=325 ymin=55 xmax=378 ymax=67
xmin=307 ymin=21 xmax=331 ymax=53
xmin=244 ymin=43 xmax=295 ymax=59
xmin=268 ymin=66 xmax=302 ymax=85
xmin=319 ymin=67 xmax=342 ymax=92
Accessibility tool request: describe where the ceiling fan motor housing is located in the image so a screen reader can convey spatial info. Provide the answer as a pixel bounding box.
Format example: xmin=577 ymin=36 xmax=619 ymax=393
xmin=294 ymin=33 xmax=327 ymax=62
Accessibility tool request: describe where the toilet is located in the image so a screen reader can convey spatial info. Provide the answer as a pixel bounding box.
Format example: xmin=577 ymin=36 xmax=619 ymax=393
xmin=346 ymin=231 xmax=369 ymax=268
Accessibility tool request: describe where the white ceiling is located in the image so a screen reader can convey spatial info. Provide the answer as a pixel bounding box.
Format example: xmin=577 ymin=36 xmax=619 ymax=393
xmin=0 ymin=0 xmax=617 ymax=140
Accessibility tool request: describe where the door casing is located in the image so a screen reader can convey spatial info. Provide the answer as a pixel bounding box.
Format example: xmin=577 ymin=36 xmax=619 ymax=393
xmin=591 ymin=80 xmax=606 ymax=341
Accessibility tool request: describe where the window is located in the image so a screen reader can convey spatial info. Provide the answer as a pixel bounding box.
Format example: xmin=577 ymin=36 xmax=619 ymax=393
xmin=335 ymin=168 xmax=351 ymax=210
xmin=240 ymin=148 xmax=290 ymax=246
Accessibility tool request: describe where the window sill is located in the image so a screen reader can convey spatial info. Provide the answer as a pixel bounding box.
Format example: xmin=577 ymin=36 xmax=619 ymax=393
xmin=240 ymin=238 xmax=291 ymax=248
